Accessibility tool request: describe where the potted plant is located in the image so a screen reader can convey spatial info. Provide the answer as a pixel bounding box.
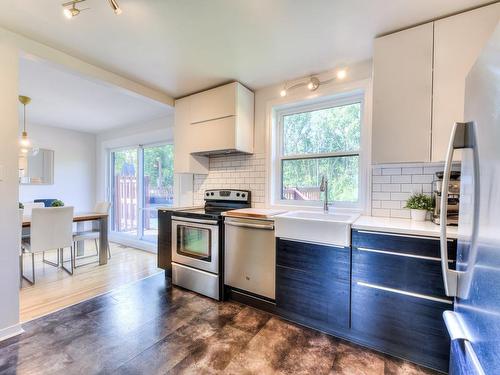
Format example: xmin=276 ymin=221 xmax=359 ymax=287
xmin=51 ymin=199 xmax=65 ymax=207
xmin=405 ymin=193 xmax=434 ymax=222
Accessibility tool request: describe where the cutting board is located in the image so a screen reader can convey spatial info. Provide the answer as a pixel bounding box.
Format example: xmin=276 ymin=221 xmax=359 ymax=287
xmin=224 ymin=208 xmax=287 ymax=219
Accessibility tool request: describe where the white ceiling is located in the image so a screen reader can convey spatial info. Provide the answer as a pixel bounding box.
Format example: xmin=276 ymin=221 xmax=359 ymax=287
xmin=19 ymin=55 xmax=173 ymax=133
xmin=2 ymin=0 xmax=494 ymax=98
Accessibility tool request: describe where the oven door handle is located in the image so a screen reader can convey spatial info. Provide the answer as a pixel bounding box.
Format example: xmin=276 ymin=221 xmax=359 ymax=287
xmin=171 ymin=216 xmax=218 ymax=225
xmin=225 ymin=221 xmax=274 ymax=231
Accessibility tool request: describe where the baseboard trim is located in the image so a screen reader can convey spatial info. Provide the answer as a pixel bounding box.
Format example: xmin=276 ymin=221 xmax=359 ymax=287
xmin=0 ymin=323 xmax=24 ymax=342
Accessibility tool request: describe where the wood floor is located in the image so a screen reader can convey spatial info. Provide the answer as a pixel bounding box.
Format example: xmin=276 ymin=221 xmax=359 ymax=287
xmin=3 ymin=273 xmax=440 ymax=375
xmin=19 ymin=242 xmax=161 ymax=322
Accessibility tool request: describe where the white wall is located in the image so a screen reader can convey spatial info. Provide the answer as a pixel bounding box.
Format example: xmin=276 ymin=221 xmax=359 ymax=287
xmin=19 ymin=124 xmax=96 ymax=211
xmin=0 ymin=35 xmax=22 ymax=340
xmin=193 ymin=60 xmax=374 ymax=210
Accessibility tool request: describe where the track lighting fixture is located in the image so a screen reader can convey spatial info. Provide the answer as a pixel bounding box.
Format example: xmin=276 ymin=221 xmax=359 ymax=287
xmin=62 ymin=0 xmax=87 ymax=19
xmin=62 ymin=0 xmax=122 ymax=19
xmin=278 ymin=68 xmax=347 ymax=98
xmin=108 ymin=0 xmax=122 ymax=15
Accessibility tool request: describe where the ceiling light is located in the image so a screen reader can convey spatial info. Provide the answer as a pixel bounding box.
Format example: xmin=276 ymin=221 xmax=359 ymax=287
xmin=108 ymin=0 xmax=122 ymax=15
xmin=336 ymin=69 xmax=347 ymax=80
xmin=280 ymin=88 xmax=287 ymax=97
xmin=62 ymin=0 xmax=86 ymax=19
xmin=307 ymin=77 xmax=320 ymax=91
xmin=18 ymin=95 xmax=39 ymax=157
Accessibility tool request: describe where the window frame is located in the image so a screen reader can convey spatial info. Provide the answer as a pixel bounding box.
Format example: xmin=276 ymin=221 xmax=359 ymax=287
xmin=274 ymin=93 xmax=365 ymax=209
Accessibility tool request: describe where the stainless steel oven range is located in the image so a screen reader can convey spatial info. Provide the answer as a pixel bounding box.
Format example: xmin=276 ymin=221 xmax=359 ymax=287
xmin=171 ymin=189 xmax=251 ymax=300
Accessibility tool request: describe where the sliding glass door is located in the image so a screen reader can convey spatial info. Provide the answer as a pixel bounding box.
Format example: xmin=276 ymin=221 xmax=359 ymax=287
xmin=111 ymin=147 xmax=138 ymax=236
xmin=110 ymin=144 xmax=174 ymax=244
xmin=142 ymin=144 xmax=174 ymax=242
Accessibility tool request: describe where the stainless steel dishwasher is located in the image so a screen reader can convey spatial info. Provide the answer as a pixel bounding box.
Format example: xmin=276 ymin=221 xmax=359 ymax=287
xmin=224 ymin=216 xmax=276 ymax=299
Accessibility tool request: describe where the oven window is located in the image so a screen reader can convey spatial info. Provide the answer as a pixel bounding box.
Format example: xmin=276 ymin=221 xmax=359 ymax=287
xmin=177 ymin=225 xmax=211 ymax=261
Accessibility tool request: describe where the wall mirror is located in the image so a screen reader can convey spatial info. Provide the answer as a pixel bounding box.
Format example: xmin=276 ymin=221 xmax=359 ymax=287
xmin=19 ymin=149 xmax=54 ymax=185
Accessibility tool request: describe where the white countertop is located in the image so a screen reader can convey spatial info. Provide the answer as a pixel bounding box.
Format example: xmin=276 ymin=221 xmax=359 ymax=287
xmin=353 ymin=215 xmax=458 ymax=239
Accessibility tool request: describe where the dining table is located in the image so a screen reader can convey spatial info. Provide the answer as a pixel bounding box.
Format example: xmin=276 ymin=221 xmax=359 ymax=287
xmin=22 ymin=212 xmax=109 ymax=265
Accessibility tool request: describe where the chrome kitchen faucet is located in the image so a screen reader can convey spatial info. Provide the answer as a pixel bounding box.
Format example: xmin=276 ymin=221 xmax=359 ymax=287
xmin=319 ymin=175 xmax=329 ymax=213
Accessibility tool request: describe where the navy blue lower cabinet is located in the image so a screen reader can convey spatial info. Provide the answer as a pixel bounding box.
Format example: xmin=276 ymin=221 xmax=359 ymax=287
xmin=352 ymin=247 xmax=453 ymax=298
xmin=276 ymin=239 xmax=350 ymax=330
xmin=351 ymin=282 xmax=452 ymax=372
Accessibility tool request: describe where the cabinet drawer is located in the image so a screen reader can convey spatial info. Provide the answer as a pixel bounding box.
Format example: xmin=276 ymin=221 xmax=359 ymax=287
xmin=352 ymin=229 xmax=456 ymax=259
xmin=352 ymin=247 xmax=453 ymax=299
xmin=276 ymin=265 xmax=349 ymax=329
xmin=351 ymin=281 xmax=451 ymax=372
xmin=277 ymin=239 xmax=350 ymax=279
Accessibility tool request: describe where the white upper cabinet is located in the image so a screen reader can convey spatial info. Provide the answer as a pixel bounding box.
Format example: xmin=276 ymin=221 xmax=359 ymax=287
xmin=432 ymin=3 xmax=500 ymax=162
xmin=174 ymin=97 xmax=210 ymax=174
xmin=372 ymin=3 xmax=500 ymax=164
xmin=372 ymin=23 xmax=434 ymax=164
xmin=189 ymin=83 xmax=237 ymax=124
xmin=174 ymin=82 xmax=254 ymax=174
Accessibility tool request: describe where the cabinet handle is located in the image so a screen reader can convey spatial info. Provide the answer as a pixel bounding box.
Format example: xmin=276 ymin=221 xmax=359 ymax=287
xmin=356 ymin=230 xmax=454 ymax=242
xmin=356 ymin=247 xmax=455 ymax=262
xmin=225 ymin=221 xmax=274 ymax=231
xmin=356 ymin=281 xmax=453 ymax=304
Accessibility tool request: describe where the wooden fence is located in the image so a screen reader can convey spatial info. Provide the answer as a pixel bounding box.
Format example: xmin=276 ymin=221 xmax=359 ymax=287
xmin=283 ymin=187 xmax=321 ymax=201
xmin=113 ymin=176 xmax=174 ymax=232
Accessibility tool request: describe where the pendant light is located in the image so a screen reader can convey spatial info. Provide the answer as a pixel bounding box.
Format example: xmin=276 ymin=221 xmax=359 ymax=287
xmin=18 ymin=95 xmax=39 ymax=156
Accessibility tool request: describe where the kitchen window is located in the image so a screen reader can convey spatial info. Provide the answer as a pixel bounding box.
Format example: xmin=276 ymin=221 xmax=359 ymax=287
xmin=275 ymin=93 xmax=364 ymax=208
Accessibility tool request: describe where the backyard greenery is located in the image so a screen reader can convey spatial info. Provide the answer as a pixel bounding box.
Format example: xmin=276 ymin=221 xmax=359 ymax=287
xmin=113 ymin=145 xmax=174 ymax=197
xmin=282 ymin=102 xmax=361 ymax=202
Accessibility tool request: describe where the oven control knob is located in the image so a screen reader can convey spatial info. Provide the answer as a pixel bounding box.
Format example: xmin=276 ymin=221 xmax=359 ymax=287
xmin=241 ymin=193 xmax=246 ymax=198
xmin=236 ymin=193 xmax=240 ymax=197
xmin=211 ymin=192 xmax=215 ymax=196
xmin=206 ymin=192 xmax=209 ymax=196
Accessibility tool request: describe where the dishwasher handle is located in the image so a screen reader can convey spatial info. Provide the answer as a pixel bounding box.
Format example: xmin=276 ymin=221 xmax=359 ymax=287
xmin=225 ymin=220 xmax=274 ymax=231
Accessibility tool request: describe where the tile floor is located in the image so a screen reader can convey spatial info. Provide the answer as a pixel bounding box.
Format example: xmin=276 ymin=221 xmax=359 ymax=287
xmin=1 ymin=273 xmax=439 ymax=374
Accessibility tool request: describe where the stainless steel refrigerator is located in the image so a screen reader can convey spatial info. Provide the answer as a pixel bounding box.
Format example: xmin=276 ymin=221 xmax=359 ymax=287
xmin=440 ymin=21 xmax=500 ymax=375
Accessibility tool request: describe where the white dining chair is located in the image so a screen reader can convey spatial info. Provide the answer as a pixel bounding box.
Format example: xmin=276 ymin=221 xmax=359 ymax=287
xmin=19 ymin=208 xmax=26 ymax=287
xmin=73 ymin=201 xmax=111 ymax=267
xmin=22 ymin=202 xmax=45 ymax=216
xmin=20 ymin=206 xmax=75 ymax=284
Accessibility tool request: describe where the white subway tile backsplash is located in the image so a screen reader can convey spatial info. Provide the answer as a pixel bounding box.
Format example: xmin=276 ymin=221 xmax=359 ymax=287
xmin=372 ymin=192 xmax=391 ymax=200
xmin=402 ymin=167 xmax=423 ymax=175
xmin=380 ymin=200 xmax=401 ymax=209
xmin=391 ymin=192 xmax=411 ymax=201
xmin=194 ymin=153 xmax=266 ymax=208
xmin=382 ymin=168 xmax=402 ymax=175
xmin=391 ymin=175 xmax=412 ymax=184
xmin=381 ymin=184 xmax=401 ymax=192
xmin=412 ymin=174 xmax=434 ymax=184
xmin=372 ymin=208 xmax=391 ymax=217
xmin=401 ymin=184 xmax=423 ymax=193
xmin=371 ymin=162 xmax=450 ymax=218
xmin=373 ymin=175 xmax=391 ymax=184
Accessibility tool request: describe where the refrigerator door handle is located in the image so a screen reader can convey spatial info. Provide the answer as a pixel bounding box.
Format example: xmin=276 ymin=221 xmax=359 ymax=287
xmin=440 ymin=122 xmax=472 ymax=297
xmin=443 ymin=311 xmax=486 ymax=375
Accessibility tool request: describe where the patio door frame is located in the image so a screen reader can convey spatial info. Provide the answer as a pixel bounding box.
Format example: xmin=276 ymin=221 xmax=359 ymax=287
xmin=108 ymin=141 xmax=170 ymax=249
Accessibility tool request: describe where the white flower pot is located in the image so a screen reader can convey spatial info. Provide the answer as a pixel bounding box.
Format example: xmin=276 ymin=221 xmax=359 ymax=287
xmin=410 ymin=209 xmax=427 ymax=222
